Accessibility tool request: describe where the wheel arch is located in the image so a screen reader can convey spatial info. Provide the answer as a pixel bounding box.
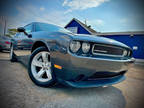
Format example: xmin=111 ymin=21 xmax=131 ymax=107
xmin=31 ymin=41 xmax=50 ymax=53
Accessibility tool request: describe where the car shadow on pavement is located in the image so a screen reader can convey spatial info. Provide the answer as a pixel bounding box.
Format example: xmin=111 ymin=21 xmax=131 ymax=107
xmin=44 ymin=84 xmax=126 ymax=108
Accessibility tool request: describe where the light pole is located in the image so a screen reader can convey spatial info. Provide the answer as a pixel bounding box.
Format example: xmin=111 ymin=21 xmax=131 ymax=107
xmin=4 ymin=18 xmax=6 ymax=36
xmin=0 ymin=16 xmax=7 ymax=36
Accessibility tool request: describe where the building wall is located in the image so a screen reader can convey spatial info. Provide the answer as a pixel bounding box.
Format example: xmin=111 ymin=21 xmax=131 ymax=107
xmin=65 ymin=20 xmax=90 ymax=34
xmin=101 ymin=35 xmax=144 ymax=59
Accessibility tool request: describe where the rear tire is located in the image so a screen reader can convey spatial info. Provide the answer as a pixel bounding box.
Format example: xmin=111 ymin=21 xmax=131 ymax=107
xmin=10 ymin=45 xmax=17 ymax=62
xmin=28 ymin=46 xmax=56 ymax=87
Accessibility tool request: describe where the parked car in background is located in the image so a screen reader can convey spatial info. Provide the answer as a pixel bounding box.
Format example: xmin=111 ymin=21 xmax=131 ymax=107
xmin=0 ymin=36 xmax=11 ymax=51
xmin=10 ymin=22 xmax=134 ymax=88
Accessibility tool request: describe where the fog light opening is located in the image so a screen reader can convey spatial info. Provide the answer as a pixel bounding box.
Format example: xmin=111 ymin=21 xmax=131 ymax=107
xmin=74 ymin=74 xmax=85 ymax=82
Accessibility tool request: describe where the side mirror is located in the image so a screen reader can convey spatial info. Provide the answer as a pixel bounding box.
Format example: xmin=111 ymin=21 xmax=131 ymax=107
xmin=17 ymin=27 xmax=25 ymax=32
xmin=17 ymin=27 xmax=32 ymax=38
xmin=28 ymin=34 xmax=32 ymax=38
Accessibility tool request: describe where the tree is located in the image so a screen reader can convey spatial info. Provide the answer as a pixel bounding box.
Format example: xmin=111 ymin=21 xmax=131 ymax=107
xmin=6 ymin=28 xmax=17 ymax=37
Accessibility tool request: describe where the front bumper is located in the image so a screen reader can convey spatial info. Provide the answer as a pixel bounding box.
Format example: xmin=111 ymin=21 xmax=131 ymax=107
xmin=53 ymin=51 xmax=134 ymax=79
xmin=58 ymin=74 xmax=126 ymax=88
xmin=52 ymin=49 xmax=134 ymax=88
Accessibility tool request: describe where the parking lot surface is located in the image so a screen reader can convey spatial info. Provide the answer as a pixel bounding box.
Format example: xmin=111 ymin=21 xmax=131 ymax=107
xmin=0 ymin=51 xmax=144 ymax=108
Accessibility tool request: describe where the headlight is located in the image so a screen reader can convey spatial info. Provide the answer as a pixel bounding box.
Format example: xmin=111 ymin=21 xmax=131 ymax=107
xmin=123 ymin=50 xmax=127 ymax=56
xmin=82 ymin=42 xmax=90 ymax=53
xmin=70 ymin=41 xmax=81 ymax=53
xmin=128 ymin=51 xmax=131 ymax=56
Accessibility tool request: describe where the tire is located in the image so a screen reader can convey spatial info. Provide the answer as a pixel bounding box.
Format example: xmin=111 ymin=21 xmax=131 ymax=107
xmin=28 ymin=46 xmax=56 ymax=87
xmin=10 ymin=45 xmax=17 ymax=62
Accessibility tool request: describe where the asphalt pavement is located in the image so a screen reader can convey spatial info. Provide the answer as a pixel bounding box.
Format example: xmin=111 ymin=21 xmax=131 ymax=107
xmin=0 ymin=51 xmax=144 ymax=108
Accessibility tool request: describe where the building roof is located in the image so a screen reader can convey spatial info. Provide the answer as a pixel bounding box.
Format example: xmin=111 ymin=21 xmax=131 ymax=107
xmin=65 ymin=18 xmax=144 ymax=36
xmin=65 ymin=18 xmax=97 ymax=35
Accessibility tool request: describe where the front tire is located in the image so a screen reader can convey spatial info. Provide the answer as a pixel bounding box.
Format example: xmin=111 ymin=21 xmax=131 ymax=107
xmin=28 ymin=47 xmax=56 ymax=87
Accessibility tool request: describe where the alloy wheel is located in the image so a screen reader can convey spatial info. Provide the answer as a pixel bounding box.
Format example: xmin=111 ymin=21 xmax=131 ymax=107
xmin=10 ymin=45 xmax=13 ymax=60
xmin=31 ymin=51 xmax=52 ymax=82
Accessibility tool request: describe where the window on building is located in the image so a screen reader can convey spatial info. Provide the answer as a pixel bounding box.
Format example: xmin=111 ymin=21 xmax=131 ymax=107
xmin=66 ymin=27 xmax=78 ymax=34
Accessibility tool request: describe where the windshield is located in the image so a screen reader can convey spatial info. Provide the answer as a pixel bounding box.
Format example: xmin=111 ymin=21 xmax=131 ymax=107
xmin=35 ymin=23 xmax=72 ymax=34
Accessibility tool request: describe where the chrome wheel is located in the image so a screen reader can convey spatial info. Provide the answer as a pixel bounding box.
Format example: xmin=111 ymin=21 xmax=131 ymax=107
xmin=31 ymin=51 xmax=52 ymax=82
xmin=10 ymin=45 xmax=13 ymax=60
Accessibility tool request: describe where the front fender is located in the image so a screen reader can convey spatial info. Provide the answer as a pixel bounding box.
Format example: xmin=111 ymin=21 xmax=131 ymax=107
xmin=31 ymin=40 xmax=52 ymax=52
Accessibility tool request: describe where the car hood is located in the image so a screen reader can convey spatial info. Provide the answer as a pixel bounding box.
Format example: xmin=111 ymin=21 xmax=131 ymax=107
xmin=71 ymin=34 xmax=130 ymax=49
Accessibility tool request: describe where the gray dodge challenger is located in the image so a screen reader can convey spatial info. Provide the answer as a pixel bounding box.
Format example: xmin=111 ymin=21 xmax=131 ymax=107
xmin=10 ymin=22 xmax=134 ymax=88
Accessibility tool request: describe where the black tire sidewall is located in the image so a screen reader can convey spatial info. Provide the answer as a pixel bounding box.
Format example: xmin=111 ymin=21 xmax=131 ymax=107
xmin=28 ymin=46 xmax=56 ymax=87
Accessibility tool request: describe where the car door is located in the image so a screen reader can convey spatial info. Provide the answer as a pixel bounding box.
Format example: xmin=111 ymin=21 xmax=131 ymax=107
xmin=13 ymin=24 xmax=34 ymax=64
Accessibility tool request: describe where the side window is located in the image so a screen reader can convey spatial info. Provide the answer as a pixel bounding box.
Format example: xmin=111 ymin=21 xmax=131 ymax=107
xmin=14 ymin=33 xmax=19 ymax=38
xmin=24 ymin=24 xmax=33 ymax=33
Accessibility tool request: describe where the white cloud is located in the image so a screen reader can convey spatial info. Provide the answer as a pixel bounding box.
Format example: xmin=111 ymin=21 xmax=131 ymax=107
xmin=94 ymin=19 xmax=104 ymax=25
xmin=63 ymin=0 xmax=110 ymax=13
xmin=40 ymin=7 xmax=45 ymax=11
xmin=86 ymin=19 xmax=104 ymax=32
xmin=88 ymin=19 xmax=104 ymax=26
xmin=7 ymin=5 xmax=71 ymax=28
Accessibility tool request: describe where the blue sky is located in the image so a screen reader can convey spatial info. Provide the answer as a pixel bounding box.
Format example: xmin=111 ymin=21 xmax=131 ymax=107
xmin=0 ymin=0 xmax=144 ymax=34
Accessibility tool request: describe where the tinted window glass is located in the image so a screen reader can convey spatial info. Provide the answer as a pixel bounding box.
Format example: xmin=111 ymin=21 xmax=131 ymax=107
xmin=24 ymin=24 xmax=32 ymax=33
xmin=14 ymin=33 xmax=19 ymax=38
xmin=35 ymin=23 xmax=72 ymax=33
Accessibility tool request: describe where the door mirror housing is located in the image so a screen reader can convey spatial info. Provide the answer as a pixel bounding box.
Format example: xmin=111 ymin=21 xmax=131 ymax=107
xmin=17 ymin=27 xmax=25 ymax=32
xmin=28 ymin=34 xmax=32 ymax=38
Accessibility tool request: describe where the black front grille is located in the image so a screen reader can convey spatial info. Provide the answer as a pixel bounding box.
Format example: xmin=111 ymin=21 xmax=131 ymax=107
xmin=92 ymin=44 xmax=124 ymax=56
